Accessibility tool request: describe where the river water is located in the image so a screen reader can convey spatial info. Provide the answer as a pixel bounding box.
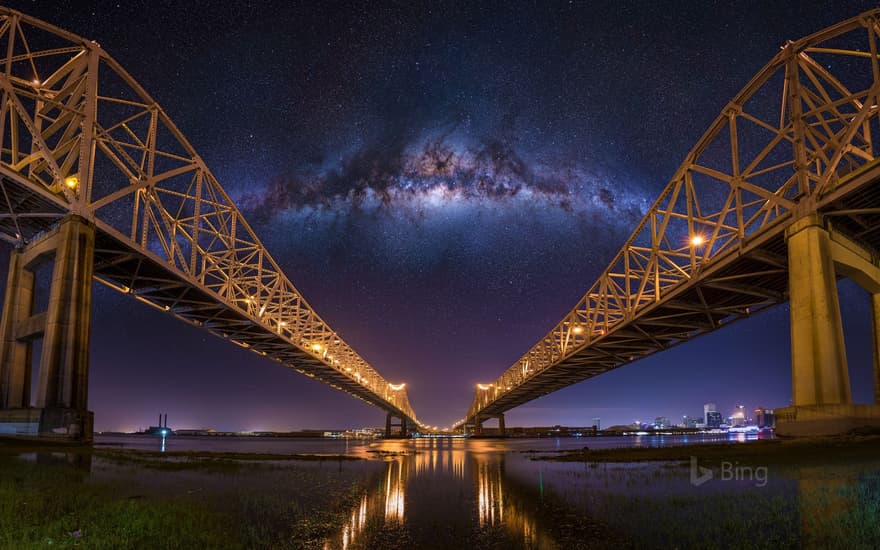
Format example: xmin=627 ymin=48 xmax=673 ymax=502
xmin=22 ymin=433 xmax=880 ymax=548
xmin=94 ymin=431 xmax=758 ymax=455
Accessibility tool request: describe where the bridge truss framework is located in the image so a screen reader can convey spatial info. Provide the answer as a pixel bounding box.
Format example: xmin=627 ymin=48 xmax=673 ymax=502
xmin=462 ymin=9 xmax=880 ymax=436
xmin=0 ymin=8 xmax=420 ymax=440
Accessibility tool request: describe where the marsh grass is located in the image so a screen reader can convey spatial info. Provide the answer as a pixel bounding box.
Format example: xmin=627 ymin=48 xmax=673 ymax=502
xmin=798 ymin=481 xmax=880 ymax=549
xmin=536 ymin=445 xmax=880 ymax=549
xmin=231 ymin=483 xmax=364 ymax=549
xmin=0 ymin=450 xmax=372 ymax=550
xmin=585 ymin=484 xmax=880 ymax=550
xmin=0 ymin=455 xmax=237 ymax=549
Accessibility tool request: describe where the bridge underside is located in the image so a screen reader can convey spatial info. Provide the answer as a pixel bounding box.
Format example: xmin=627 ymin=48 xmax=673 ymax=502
xmin=90 ymin=226 xmax=411 ymax=416
xmin=0 ymin=173 xmax=418 ymax=440
xmin=470 ymin=164 xmax=880 ymax=433
xmin=0 ymin=8 xmax=425 ymax=442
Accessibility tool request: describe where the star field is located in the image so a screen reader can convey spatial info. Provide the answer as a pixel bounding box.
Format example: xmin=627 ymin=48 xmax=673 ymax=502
xmin=3 ymin=0 xmax=878 ymax=430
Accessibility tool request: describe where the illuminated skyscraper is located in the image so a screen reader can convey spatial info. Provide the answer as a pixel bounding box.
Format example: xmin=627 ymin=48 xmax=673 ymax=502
xmin=704 ymin=403 xmax=716 ymax=425
xmin=706 ymin=411 xmax=723 ymax=428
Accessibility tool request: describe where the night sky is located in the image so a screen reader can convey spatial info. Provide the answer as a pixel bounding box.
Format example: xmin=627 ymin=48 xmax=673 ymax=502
xmin=3 ymin=0 xmax=878 ymax=431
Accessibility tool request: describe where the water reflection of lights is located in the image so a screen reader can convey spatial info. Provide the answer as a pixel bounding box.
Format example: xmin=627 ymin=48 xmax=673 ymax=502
xmin=472 ymin=454 xmax=549 ymax=547
xmin=384 ymin=458 xmax=405 ymax=522
xmin=413 ymin=440 xmax=465 ymax=479
xmin=339 ymin=495 xmax=367 ymax=549
xmin=476 ymin=460 xmax=504 ymax=527
xmin=326 ymin=458 xmax=406 ymax=549
xmin=326 ymin=440 xmax=552 ymax=548
xmin=451 ymin=449 xmax=465 ymax=479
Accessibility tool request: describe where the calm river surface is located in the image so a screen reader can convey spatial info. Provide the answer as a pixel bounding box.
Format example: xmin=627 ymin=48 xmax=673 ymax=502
xmin=22 ymin=433 xmax=877 ymax=548
xmin=94 ymin=431 xmax=759 ymax=455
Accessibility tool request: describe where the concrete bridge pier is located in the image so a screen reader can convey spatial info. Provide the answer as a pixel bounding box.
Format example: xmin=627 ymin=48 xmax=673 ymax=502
xmin=471 ymin=417 xmax=485 ymax=436
xmin=463 ymin=418 xmax=481 ymax=436
xmin=468 ymin=414 xmax=505 ymax=437
xmin=385 ymin=413 xmax=408 ymax=438
xmin=0 ymin=216 xmax=95 ymax=442
xmin=777 ymin=214 xmax=880 ymax=436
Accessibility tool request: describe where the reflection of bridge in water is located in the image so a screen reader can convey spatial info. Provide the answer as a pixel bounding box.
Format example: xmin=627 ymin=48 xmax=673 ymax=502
xmin=324 ymin=440 xmax=564 ymax=549
xmin=323 ymin=439 xmax=880 ymax=549
xmin=17 ymin=439 xmax=880 ymax=548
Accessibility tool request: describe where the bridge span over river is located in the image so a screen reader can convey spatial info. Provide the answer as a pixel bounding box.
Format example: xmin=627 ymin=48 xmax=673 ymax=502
xmin=2 ymin=9 xmax=880 ymax=440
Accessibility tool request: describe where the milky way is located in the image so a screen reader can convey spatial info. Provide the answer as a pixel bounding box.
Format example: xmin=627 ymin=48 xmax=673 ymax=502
xmin=4 ymin=0 xmax=877 ymax=431
xmin=239 ymin=131 xmax=648 ymax=277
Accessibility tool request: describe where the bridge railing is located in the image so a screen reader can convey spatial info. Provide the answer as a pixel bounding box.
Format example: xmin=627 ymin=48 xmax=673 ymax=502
xmin=466 ymin=9 xmax=880 ymax=423
xmin=0 ymin=9 xmax=418 ymax=424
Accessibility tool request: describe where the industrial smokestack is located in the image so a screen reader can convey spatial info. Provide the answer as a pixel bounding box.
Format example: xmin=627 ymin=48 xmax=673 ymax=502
xmin=163 ymin=414 xmax=167 ymax=428
xmin=158 ymin=414 xmax=162 ymax=427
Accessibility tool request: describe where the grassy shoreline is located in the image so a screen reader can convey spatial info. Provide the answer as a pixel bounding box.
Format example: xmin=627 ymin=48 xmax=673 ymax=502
xmin=0 ymin=444 xmax=371 ymax=549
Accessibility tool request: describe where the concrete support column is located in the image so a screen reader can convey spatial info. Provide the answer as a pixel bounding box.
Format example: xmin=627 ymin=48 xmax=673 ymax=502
xmin=0 ymin=216 xmax=95 ymax=441
xmin=37 ymin=216 xmax=94 ymax=411
xmin=385 ymin=413 xmax=409 ymax=438
xmin=786 ymin=215 xmax=850 ymax=406
xmin=497 ymin=414 xmax=505 ymax=437
xmin=872 ymin=293 xmax=880 ymax=405
xmin=0 ymin=250 xmax=35 ymax=408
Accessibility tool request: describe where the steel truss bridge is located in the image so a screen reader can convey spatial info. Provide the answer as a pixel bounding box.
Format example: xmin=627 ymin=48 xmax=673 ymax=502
xmin=1 ymin=9 xmax=880 ymax=440
xmin=0 ymin=8 xmax=419 ymax=435
xmin=461 ymin=10 xmax=880 ymax=433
